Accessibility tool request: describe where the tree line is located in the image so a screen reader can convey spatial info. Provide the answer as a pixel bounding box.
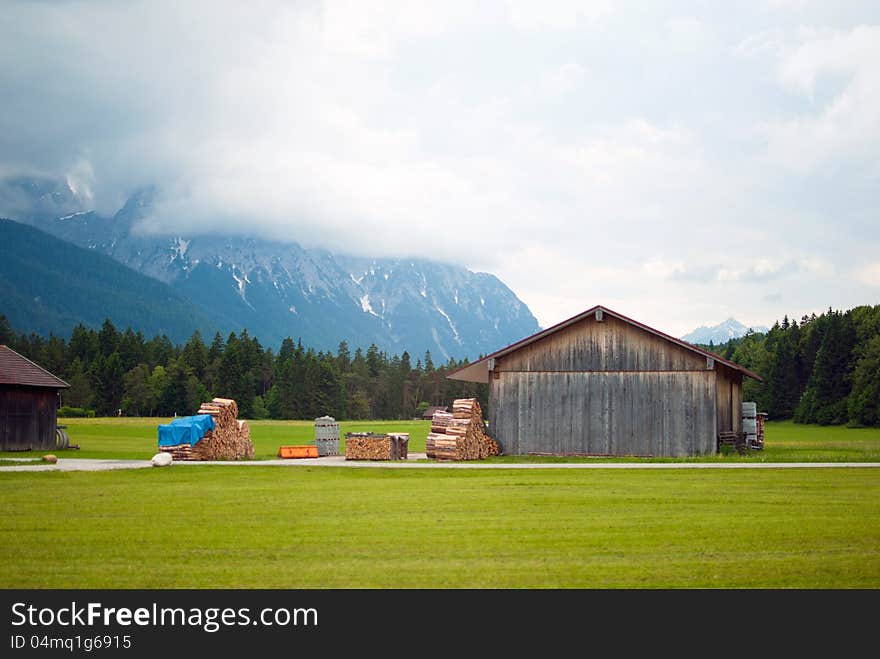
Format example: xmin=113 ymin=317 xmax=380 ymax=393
xmin=711 ymin=304 xmax=880 ymax=426
xmin=0 ymin=316 xmax=487 ymax=420
xmin=3 ymin=303 xmax=877 ymax=426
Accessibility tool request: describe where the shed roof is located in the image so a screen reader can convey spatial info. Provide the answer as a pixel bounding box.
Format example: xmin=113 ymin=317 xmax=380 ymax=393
xmin=422 ymin=405 xmax=448 ymax=418
xmin=446 ymin=305 xmax=763 ymax=384
xmin=0 ymin=345 xmax=70 ymax=388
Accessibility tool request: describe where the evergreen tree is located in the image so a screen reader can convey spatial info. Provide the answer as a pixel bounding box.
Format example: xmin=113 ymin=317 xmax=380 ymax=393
xmin=158 ymin=359 xmax=189 ymax=416
xmin=149 ymin=365 xmax=169 ymax=415
xmin=146 ymin=334 xmax=176 ymax=368
xmin=69 ymin=323 xmax=98 ymax=366
xmin=847 ymin=335 xmax=880 ymax=427
xmin=217 ymin=332 xmax=255 ymax=417
xmin=366 ymin=343 xmax=382 ymax=378
xmin=273 ymin=356 xmax=298 ymax=419
xmin=277 ymin=337 xmax=296 ymax=364
xmin=208 ymin=331 xmax=226 ymax=362
xmin=40 ymin=335 xmax=67 ymax=378
xmin=90 ymin=352 xmax=125 ymax=415
xmin=765 ymin=318 xmax=800 ymax=418
xmin=181 ymin=331 xmax=208 ymax=379
xmin=63 ymin=357 xmax=94 ymax=410
xmin=98 ymin=318 xmax=120 ymax=357
xmin=0 ymin=314 xmax=13 ymax=344
xmin=122 ymin=364 xmax=154 ymax=416
xmin=185 ymin=373 xmax=210 ymax=416
xmin=795 ymin=310 xmax=856 ymax=424
xmin=337 ymin=340 xmax=351 ymax=373
xmin=118 ymin=329 xmax=146 ymax=372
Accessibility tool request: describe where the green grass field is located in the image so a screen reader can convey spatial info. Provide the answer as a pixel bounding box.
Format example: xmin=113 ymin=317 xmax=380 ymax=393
xmin=1 ymin=466 xmax=877 ymax=588
xmin=0 ymin=418 xmax=431 ymax=461
xmin=2 ymin=419 xmax=878 ymax=588
xmin=1 ymin=417 xmax=877 ymax=462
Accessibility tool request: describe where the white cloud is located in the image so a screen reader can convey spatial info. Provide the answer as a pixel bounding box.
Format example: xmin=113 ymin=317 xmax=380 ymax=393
xmin=663 ymin=16 xmax=712 ymax=54
xmin=765 ymin=25 xmax=880 ymax=171
xmin=539 ymin=61 xmax=587 ymax=97
xmin=505 ymin=0 xmax=612 ymax=32
xmin=1 ymin=1 xmax=879 ymax=335
xmin=856 ymin=262 xmax=880 ymax=287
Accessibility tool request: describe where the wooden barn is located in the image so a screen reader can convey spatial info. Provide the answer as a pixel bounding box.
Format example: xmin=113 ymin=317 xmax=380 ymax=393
xmin=0 ymin=345 xmax=69 ymax=451
xmin=447 ymin=305 xmax=762 ymax=457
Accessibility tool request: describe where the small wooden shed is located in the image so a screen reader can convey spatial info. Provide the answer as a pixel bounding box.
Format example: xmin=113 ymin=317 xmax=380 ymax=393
xmin=447 ymin=305 xmax=762 ymax=457
xmin=422 ymin=405 xmax=448 ymax=420
xmin=0 ymin=345 xmax=69 ymax=451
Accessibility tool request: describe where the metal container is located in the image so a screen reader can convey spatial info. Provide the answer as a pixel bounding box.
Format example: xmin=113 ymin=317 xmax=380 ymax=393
xmin=314 ymin=415 xmax=340 ymax=456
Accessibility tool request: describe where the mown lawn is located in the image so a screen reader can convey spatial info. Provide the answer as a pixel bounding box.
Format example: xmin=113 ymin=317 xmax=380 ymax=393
xmin=2 ymin=418 xmax=877 ymax=462
xmin=0 ymin=418 xmax=431 ymax=461
xmin=0 ymin=466 xmax=877 ymax=588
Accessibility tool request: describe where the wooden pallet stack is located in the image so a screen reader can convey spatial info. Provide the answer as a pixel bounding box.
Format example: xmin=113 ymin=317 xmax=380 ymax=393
xmin=426 ymin=398 xmax=499 ymax=460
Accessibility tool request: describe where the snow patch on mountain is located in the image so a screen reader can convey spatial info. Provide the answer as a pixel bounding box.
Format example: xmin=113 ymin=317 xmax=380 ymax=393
xmin=58 ymin=211 xmax=88 ymax=221
xmin=360 ymin=294 xmax=380 ymax=317
xmin=435 ymin=306 xmax=461 ymax=344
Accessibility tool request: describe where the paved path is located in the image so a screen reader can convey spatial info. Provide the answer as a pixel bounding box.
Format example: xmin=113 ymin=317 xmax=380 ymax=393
xmin=2 ymin=455 xmax=879 ymax=472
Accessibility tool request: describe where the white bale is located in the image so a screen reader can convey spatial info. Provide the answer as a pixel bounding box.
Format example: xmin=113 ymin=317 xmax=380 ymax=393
xmin=151 ymin=452 xmax=173 ymax=467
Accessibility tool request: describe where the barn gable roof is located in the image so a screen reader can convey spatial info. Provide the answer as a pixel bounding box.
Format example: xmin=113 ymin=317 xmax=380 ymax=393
xmin=446 ymin=305 xmax=763 ymax=383
xmin=0 ymin=345 xmax=70 ymax=388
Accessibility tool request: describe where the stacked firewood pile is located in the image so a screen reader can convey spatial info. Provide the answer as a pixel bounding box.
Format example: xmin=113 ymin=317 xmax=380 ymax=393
xmin=160 ymin=443 xmax=192 ymax=461
xmin=426 ymin=398 xmax=499 ymax=460
xmin=344 ymin=432 xmax=409 ymax=460
xmin=190 ymin=398 xmax=254 ymax=460
xmin=159 ymin=398 xmax=254 ymax=461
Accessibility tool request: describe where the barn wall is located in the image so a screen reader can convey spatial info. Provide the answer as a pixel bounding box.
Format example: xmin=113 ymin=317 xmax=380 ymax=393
xmin=714 ymin=367 xmax=743 ymax=434
xmin=497 ymin=314 xmax=708 ymax=373
xmin=489 ymin=370 xmax=718 ymax=457
xmin=0 ymin=386 xmax=58 ymax=451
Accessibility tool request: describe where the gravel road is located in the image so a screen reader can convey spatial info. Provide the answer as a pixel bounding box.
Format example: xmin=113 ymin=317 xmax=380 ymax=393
xmin=1 ymin=456 xmax=878 ymax=472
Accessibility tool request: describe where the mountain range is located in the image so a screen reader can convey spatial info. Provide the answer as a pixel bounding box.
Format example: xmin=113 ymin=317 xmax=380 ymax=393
xmin=681 ymin=317 xmax=768 ymax=346
xmin=0 ymin=176 xmax=540 ymax=358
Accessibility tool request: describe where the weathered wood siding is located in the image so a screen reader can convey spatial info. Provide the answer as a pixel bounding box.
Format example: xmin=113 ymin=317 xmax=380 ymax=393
xmin=0 ymin=386 xmax=58 ymax=451
xmin=497 ymin=314 xmax=708 ymax=373
xmin=483 ymin=312 xmax=741 ymax=456
xmin=715 ymin=367 xmax=743 ymax=435
xmin=490 ymin=371 xmax=717 ymax=457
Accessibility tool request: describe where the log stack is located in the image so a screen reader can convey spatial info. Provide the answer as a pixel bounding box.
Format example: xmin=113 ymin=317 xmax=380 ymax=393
xmin=161 ymin=443 xmax=193 ymax=461
xmin=158 ymin=398 xmax=254 ymax=461
xmin=426 ymin=398 xmax=499 ymax=460
xmin=344 ymin=432 xmax=408 ymax=460
xmin=190 ymin=398 xmax=254 ymax=460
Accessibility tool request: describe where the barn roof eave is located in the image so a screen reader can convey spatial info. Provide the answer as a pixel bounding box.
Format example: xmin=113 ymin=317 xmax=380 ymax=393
xmin=446 ymin=361 xmax=489 ymax=384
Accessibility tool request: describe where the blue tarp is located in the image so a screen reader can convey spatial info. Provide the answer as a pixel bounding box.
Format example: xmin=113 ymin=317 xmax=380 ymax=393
xmin=157 ymin=414 xmax=216 ymax=447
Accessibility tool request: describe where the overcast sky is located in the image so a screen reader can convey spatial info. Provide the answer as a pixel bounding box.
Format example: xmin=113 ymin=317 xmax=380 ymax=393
xmin=2 ymin=1 xmax=878 ymax=336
